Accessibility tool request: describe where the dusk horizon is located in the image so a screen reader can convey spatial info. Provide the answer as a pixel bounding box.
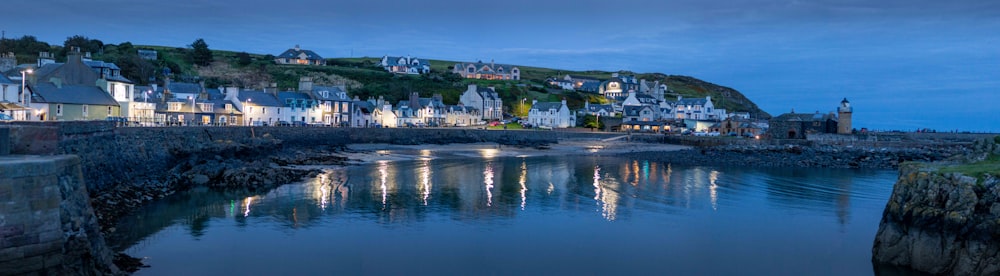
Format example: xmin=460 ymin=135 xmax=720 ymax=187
xmin=3 ymin=0 xmax=998 ymax=132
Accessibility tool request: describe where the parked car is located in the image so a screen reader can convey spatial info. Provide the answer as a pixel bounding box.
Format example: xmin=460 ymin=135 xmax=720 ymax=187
xmin=0 ymin=113 xmax=13 ymax=121
xmin=290 ymin=121 xmax=308 ymax=127
xmin=275 ymin=121 xmax=291 ymax=127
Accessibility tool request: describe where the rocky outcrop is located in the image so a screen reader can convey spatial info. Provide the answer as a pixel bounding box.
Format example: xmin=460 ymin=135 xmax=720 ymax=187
xmin=623 ymin=144 xmax=960 ymax=169
xmin=872 ymin=138 xmax=1000 ymax=275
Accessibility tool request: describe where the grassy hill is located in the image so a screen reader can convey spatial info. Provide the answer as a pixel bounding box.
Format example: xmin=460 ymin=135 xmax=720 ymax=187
xmin=135 ymin=47 xmax=771 ymax=119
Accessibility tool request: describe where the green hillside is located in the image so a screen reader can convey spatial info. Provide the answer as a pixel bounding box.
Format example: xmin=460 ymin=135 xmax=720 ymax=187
xmin=131 ymin=45 xmax=772 ymax=119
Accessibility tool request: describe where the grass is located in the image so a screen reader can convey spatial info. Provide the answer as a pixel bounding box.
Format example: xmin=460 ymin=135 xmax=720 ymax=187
xmin=940 ymin=153 xmax=1000 ymax=179
xmin=487 ymin=122 xmax=526 ymax=130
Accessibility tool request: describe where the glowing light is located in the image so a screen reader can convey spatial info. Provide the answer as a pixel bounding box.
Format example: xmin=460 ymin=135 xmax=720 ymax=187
xmin=320 ymin=184 xmax=330 ymax=210
xmin=479 ymin=148 xmax=499 ymax=159
xmin=709 ymin=170 xmax=720 ymax=211
xmin=379 ymin=160 xmax=389 ymax=209
xmin=519 ymin=159 xmax=527 ymax=210
xmin=484 ymin=162 xmax=494 ymax=206
xmin=419 ymin=160 xmax=431 ymax=205
xmin=243 ymin=197 xmax=253 ymax=217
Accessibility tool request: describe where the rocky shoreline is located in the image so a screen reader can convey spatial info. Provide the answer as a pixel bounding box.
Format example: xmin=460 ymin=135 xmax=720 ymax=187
xmin=622 ymin=144 xmax=967 ymax=169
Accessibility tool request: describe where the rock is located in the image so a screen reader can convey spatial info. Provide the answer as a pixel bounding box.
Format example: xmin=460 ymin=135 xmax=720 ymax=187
xmin=190 ymin=174 xmax=210 ymax=185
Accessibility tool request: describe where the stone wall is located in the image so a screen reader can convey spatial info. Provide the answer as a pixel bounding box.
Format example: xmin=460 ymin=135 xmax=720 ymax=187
xmin=0 ymin=155 xmax=118 ymax=275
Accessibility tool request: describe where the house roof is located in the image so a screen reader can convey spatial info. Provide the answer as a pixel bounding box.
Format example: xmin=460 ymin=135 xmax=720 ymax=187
xmin=584 ymin=104 xmax=613 ymax=113
xmin=771 ymin=112 xmax=835 ymax=122
xmin=678 ymin=97 xmax=709 ymax=106
xmin=456 ymin=61 xmax=519 ymax=74
xmin=623 ymin=105 xmax=653 ymax=116
xmin=531 ymin=102 xmax=563 ymax=111
xmin=0 ymin=74 xmax=13 ymax=84
xmin=166 ymin=82 xmax=203 ymax=95
xmin=579 ymin=82 xmax=601 ymax=91
xmin=353 ymin=100 xmax=374 ymax=113
xmin=277 ymin=47 xmax=324 ymax=61
xmin=237 ymin=91 xmax=282 ymax=107
xmin=29 ymin=82 xmax=119 ymax=106
xmin=310 ymin=86 xmax=350 ymax=101
xmin=476 ymin=88 xmax=500 ymax=100
xmin=384 ymin=56 xmax=430 ymax=67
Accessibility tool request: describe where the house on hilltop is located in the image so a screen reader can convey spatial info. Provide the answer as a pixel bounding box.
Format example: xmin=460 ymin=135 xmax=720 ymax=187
xmin=453 ymin=60 xmax=520 ymax=80
xmin=380 ymin=55 xmax=430 ymax=74
xmin=275 ymin=45 xmax=325 ymax=66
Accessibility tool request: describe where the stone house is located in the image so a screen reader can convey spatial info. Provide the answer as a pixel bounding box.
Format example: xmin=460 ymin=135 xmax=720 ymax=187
xmin=380 ymin=55 xmax=430 ymax=74
xmin=766 ymin=111 xmax=838 ymax=139
xmin=527 ymin=99 xmax=576 ymax=128
xmin=275 ymin=45 xmax=325 ymax=66
xmin=709 ymin=118 xmax=763 ymax=137
xmin=452 ymin=60 xmax=520 ymax=80
xmin=459 ymin=84 xmax=502 ymax=123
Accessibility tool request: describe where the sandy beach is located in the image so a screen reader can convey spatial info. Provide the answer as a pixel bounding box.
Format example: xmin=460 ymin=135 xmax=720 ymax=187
xmin=341 ymin=138 xmax=690 ymax=164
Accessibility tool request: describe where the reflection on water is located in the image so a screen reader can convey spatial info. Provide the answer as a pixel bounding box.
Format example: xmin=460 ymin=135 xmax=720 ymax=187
xmin=110 ymin=154 xmax=896 ymax=275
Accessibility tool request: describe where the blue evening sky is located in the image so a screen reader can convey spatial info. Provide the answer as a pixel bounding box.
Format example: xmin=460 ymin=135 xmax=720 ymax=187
xmin=4 ymin=0 xmax=998 ymax=132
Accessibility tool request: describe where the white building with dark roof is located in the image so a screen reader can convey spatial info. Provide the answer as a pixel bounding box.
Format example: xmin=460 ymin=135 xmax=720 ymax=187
xmin=275 ymin=45 xmax=325 ymax=66
xmin=459 ymin=84 xmax=502 ymax=123
xmin=380 ymin=55 xmax=430 ymax=74
xmin=452 ymin=60 xmax=520 ymax=80
xmin=527 ymin=99 xmax=576 ymax=128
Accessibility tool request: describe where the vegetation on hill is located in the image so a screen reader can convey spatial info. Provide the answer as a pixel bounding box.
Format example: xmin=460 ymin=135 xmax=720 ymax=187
xmin=2 ymin=35 xmax=770 ymax=119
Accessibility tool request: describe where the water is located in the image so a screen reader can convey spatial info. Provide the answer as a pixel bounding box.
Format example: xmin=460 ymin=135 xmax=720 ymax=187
xmin=109 ymin=152 xmax=897 ymax=275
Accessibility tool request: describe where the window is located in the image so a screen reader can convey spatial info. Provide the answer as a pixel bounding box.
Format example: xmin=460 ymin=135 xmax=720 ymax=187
xmin=126 ymin=86 xmax=132 ymax=100
xmin=56 ymin=104 xmax=63 ymax=116
xmin=225 ymin=104 xmax=232 ymax=111
xmin=83 ymin=105 xmax=89 ymax=116
xmin=107 ymin=106 xmax=113 ymax=116
xmin=110 ymin=85 xmax=116 ymax=98
xmin=277 ymin=108 xmax=281 ymax=114
xmin=169 ymin=103 xmax=181 ymax=111
xmin=467 ymin=67 xmax=474 ymax=73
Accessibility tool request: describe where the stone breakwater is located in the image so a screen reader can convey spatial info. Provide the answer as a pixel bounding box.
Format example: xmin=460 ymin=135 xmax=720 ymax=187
xmin=622 ymin=144 xmax=965 ymax=169
xmin=872 ymin=137 xmax=1000 ymax=275
xmin=0 ymin=156 xmax=119 ymax=275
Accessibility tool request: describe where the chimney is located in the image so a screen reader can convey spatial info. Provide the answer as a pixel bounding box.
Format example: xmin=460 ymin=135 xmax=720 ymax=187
xmin=162 ymin=78 xmax=173 ymax=102
xmin=409 ymin=92 xmax=419 ymax=108
xmin=432 ymin=93 xmax=442 ymax=102
xmin=561 ymin=98 xmax=567 ymax=106
xmin=294 ymin=45 xmax=300 ymax=51
xmin=585 ymin=101 xmax=590 ymax=108
xmin=531 ymin=99 xmax=537 ymax=106
xmin=468 ymin=84 xmax=477 ymax=93
xmin=677 ymin=95 xmax=682 ymax=101
xmin=298 ymin=77 xmax=313 ymax=92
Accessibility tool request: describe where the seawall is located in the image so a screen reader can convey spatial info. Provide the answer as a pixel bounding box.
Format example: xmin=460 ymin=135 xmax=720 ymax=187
xmin=0 ymin=155 xmax=118 ymax=275
xmin=872 ymin=138 xmax=1000 ymax=274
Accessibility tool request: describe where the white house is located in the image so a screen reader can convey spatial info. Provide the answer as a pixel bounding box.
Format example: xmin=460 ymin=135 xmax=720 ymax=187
xmin=86 ymin=58 xmax=135 ymax=118
xmin=452 ymin=60 xmax=520 ymax=80
xmin=527 ymin=99 xmax=576 ymax=128
xmin=459 ymin=84 xmax=502 ymax=123
xmin=380 ymin=55 xmax=431 ymax=74
xmin=444 ymin=104 xmax=479 ymax=126
xmin=623 ymin=105 xmax=657 ymax=122
xmin=298 ymin=78 xmax=352 ymax=126
xmin=672 ymin=96 xmax=726 ymax=120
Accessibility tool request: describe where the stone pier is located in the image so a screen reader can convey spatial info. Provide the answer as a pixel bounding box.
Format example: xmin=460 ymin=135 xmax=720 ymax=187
xmin=0 ymin=155 xmax=118 ymax=275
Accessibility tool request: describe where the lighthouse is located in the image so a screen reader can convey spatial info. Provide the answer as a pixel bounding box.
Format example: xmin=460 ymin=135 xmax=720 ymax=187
xmin=837 ymin=98 xmax=853 ymax=134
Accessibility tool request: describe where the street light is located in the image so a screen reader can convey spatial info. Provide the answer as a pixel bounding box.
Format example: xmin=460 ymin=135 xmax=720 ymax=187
xmin=520 ymin=98 xmax=526 ymax=118
xmin=21 ymin=68 xmax=33 ymax=120
xmin=245 ymin=98 xmax=252 ymax=126
xmin=188 ymin=96 xmax=194 ymax=126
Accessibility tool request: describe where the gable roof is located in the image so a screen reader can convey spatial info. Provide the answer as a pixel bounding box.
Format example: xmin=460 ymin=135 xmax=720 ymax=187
xmin=310 ymin=85 xmax=350 ymax=101
xmin=623 ymin=105 xmax=654 ymax=117
xmin=771 ymin=112 xmax=835 ymax=122
xmin=237 ymin=91 xmax=282 ymax=107
xmin=277 ymin=47 xmax=323 ymax=61
xmin=166 ymin=82 xmax=203 ymax=95
xmin=476 ymin=87 xmax=500 ymax=100
xmin=584 ymin=104 xmax=613 ymax=113
xmin=384 ymin=56 xmax=430 ymax=67
xmin=531 ymin=101 xmax=563 ymax=111
xmin=677 ymin=97 xmax=709 ymax=106
xmin=29 ymin=82 xmax=119 ymax=106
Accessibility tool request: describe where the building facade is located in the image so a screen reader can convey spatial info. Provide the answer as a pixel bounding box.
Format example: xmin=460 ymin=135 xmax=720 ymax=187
xmin=275 ymin=45 xmax=325 ymax=66
xmin=459 ymin=84 xmax=502 ymax=122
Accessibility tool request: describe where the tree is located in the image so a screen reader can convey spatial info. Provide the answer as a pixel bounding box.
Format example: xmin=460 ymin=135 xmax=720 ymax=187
xmin=63 ymin=35 xmax=103 ymax=54
xmin=190 ymin=38 xmax=213 ymax=66
xmin=236 ymin=52 xmax=252 ymax=66
xmin=582 ymin=114 xmax=604 ymax=130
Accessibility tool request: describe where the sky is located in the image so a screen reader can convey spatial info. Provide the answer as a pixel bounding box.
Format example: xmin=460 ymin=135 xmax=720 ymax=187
xmin=4 ymin=0 xmax=999 ymax=132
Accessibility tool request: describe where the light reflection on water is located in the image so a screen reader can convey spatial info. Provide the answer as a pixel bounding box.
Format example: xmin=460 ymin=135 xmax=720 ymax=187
xmin=109 ymin=154 xmax=896 ymax=275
